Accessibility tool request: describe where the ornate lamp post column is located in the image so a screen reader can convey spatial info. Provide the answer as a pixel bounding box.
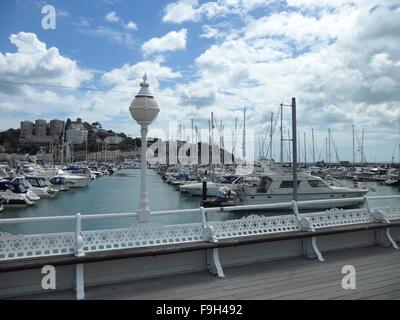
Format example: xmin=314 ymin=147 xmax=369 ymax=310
xmin=129 ymin=74 xmax=160 ymax=223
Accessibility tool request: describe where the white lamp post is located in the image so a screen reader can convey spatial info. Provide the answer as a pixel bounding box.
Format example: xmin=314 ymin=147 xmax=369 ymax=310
xmin=129 ymin=73 xmax=160 ymax=223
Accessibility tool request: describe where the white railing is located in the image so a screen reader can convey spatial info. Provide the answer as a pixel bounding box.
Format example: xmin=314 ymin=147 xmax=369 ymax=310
xmin=0 ymin=195 xmax=399 ymax=261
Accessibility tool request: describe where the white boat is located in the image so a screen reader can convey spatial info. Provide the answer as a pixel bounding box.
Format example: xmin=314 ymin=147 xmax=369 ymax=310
xmin=57 ymin=174 xmax=90 ymax=188
xmin=0 ymin=179 xmax=37 ymax=207
xmin=8 ymin=178 xmax=41 ymax=202
xmin=237 ymin=171 xmax=369 ymax=209
xmin=24 ymin=176 xmax=58 ymax=198
xmin=48 ymin=176 xmax=70 ymax=191
xmin=179 ymin=176 xmax=243 ymax=196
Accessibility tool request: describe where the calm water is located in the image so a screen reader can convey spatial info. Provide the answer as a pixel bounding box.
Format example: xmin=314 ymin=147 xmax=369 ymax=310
xmin=1 ymin=169 xmax=399 ymax=235
xmin=0 ymin=169 xmax=240 ymax=234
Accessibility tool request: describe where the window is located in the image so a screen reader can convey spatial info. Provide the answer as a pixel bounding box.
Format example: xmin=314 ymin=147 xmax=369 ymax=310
xmin=257 ymin=177 xmax=272 ymax=193
xmin=308 ymin=180 xmax=327 ymax=188
xmin=28 ymin=179 xmax=40 ymax=187
xmin=279 ymin=181 xmax=300 ymax=188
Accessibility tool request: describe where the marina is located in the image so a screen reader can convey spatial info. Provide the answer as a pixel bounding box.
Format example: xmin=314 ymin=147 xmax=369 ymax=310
xmin=0 ymin=76 xmax=399 ymax=301
xmin=1 ymin=0 xmax=400 ymax=306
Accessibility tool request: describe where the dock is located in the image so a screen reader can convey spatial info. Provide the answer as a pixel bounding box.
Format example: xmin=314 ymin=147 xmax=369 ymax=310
xmin=12 ymin=246 xmax=400 ymax=300
xmin=1 ymin=195 xmax=399 ymax=300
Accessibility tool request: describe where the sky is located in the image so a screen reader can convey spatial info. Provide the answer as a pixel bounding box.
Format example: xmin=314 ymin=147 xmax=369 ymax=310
xmin=0 ymin=0 xmax=399 ymax=163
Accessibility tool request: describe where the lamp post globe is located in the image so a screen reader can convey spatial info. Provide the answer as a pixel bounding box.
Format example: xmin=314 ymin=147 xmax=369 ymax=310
xmin=129 ymin=73 xmax=159 ymax=223
xmin=129 ymin=73 xmax=159 ymax=126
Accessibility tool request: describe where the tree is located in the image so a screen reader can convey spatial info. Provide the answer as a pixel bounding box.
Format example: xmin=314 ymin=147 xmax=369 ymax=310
xmin=91 ymin=122 xmax=102 ymax=129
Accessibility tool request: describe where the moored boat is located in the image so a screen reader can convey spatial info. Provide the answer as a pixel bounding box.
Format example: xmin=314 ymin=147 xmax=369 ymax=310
xmin=237 ymin=171 xmax=369 ymax=209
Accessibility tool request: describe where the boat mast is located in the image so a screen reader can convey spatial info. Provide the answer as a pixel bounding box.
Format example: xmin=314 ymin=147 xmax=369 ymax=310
xmin=328 ymin=128 xmax=331 ymax=165
xmin=242 ymin=107 xmax=246 ymax=160
xmin=291 ymin=97 xmax=298 ymax=201
xmin=270 ymin=112 xmax=273 ymax=160
xmin=288 ymin=129 xmax=291 ymax=163
xmin=280 ymin=103 xmax=283 ymax=164
xmin=208 ymin=119 xmax=211 ymax=171
xmin=191 ymin=118 xmax=194 ymax=144
xmin=298 ymin=132 xmax=301 ymax=164
xmin=325 ymin=136 xmax=328 ymax=165
xmin=361 ymin=128 xmax=365 ymax=166
xmin=352 ymin=124 xmax=355 ymax=169
xmin=312 ymin=128 xmax=315 ymax=164
xmin=304 ymin=132 xmax=307 ymax=166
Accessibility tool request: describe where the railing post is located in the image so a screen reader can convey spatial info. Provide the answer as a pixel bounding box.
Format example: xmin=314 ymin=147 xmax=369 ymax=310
xmin=75 ymin=213 xmax=85 ymax=300
xmin=75 ymin=213 xmax=85 ymax=257
xmin=364 ymin=196 xmax=389 ymax=223
xmin=292 ymin=200 xmax=314 ymax=232
xmin=200 ymin=206 xmax=217 ymax=243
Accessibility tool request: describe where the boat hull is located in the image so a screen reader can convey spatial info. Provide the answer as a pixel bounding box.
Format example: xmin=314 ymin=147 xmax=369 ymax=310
xmin=180 ymin=183 xmax=237 ymax=196
xmin=238 ymin=191 xmax=367 ymax=209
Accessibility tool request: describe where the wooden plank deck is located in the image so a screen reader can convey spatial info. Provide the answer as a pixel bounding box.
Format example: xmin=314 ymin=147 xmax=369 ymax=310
xmin=14 ymin=245 xmax=400 ymax=300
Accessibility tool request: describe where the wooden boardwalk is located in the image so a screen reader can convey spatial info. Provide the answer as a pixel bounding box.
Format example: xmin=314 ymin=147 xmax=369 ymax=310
xmin=17 ymin=246 xmax=400 ymax=300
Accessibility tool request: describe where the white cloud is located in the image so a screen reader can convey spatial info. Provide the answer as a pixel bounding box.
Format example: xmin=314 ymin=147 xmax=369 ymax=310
xmin=0 ymin=32 xmax=92 ymax=87
xmin=105 ymin=11 xmax=119 ymax=22
xmin=105 ymin=11 xmax=138 ymax=30
xmin=80 ymin=26 xmax=135 ymax=48
xmin=163 ymin=0 xmax=199 ymax=23
xmin=142 ymin=29 xmax=187 ymax=55
xmin=126 ymin=21 xmax=137 ymax=30
xmin=162 ymin=0 xmax=274 ymax=23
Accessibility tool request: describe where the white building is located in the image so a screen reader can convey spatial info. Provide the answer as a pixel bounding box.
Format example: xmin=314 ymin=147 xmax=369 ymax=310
xmin=66 ymin=129 xmax=88 ymax=144
xmin=66 ymin=118 xmax=88 ymax=144
xmin=104 ymin=135 xmax=125 ymax=145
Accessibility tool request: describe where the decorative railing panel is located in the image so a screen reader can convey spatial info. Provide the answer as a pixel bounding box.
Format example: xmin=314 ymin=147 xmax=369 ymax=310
xmin=211 ymin=214 xmax=299 ymax=239
xmin=82 ymin=222 xmax=204 ymax=253
xmin=303 ymin=208 xmax=371 ymax=229
xmin=0 ymin=231 xmax=75 ymax=260
xmin=379 ymin=203 xmax=400 ymax=221
xmin=1 ymin=196 xmax=400 ymax=262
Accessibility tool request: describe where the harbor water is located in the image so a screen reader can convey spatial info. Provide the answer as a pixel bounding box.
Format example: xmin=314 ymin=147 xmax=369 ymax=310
xmin=1 ymin=169 xmax=399 ymax=235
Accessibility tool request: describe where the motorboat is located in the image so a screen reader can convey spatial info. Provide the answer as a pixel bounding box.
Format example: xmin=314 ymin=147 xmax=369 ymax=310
xmin=0 ymin=179 xmax=37 ymax=207
xmin=49 ymin=176 xmax=70 ymax=191
xmin=179 ymin=176 xmax=244 ymax=196
xmin=24 ymin=176 xmax=58 ymax=198
xmin=8 ymin=177 xmax=41 ymax=201
xmin=237 ymin=171 xmax=369 ymax=209
xmin=55 ymin=173 xmax=90 ymax=188
xmin=384 ymin=177 xmax=400 ymax=186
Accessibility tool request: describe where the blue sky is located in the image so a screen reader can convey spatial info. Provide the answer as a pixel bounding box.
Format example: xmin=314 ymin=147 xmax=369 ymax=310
xmin=0 ymin=0 xmax=399 ymax=162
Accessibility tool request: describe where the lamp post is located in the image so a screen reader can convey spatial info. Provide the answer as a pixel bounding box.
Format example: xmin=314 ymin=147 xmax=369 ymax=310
xmin=129 ymin=73 xmax=160 ymax=223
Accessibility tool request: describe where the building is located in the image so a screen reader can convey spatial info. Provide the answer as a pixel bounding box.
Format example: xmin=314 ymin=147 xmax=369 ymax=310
xmin=66 ymin=129 xmax=88 ymax=145
xmin=104 ymin=135 xmax=125 ymax=145
xmin=20 ymin=121 xmax=34 ymax=141
xmin=66 ymin=119 xmax=88 ymax=145
xmin=19 ymin=119 xmax=65 ymax=143
xmin=49 ymin=119 xmax=64 ymax=137
xmin=35 ymin=119 xmax=47 ymax=137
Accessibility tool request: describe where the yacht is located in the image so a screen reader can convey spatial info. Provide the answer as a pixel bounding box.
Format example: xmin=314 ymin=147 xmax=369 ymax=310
xmin=48 ymin=176 xmax=70 ymax=191
xmin=179 ymin=176 xmax=244 ymax=196
xmin=0 ymin=179 xmax=37 ymax=207
xmin=24 ymin=176 xmax=58 ymax=198
xmin=7 ymin=178 xmax=41 ymax=202
xmin=57 ymin=173 xmax=90 ymax=188
xmin=237 ymin=171 xmax=369 ymax=209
